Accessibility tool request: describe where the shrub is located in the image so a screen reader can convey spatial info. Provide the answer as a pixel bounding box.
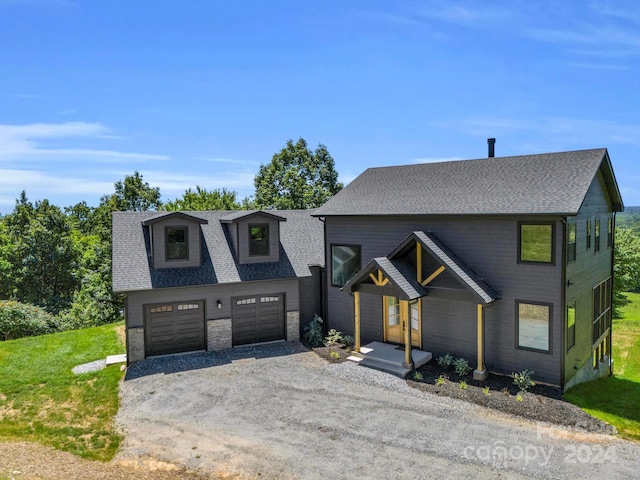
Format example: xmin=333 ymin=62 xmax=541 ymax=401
xmin=435 ymin=374 xmax=446 ymax=385
xmin=437 ymin=354 xmax=454 ymax=369
xmin=413 ymin=371 xmax=424 ymax=381
xmin=458 ymin=380 xmax=468 ymax=390
xmin=511 ymin=369 xmax=536 ymax=393
xmin=303 ymin=314 xmax=324 ymax=347
xmin=0 ymin=300 xmax=60 ymax=340
xmin=324 ymin=328 xmax=355 ymax=349
xmin=482 ymin=386 xmax=490 ymax=396
xmin=453 ymin=357 xmax=472 ymax=377
xmin=329 ymin=350 xmax=341 ymax=360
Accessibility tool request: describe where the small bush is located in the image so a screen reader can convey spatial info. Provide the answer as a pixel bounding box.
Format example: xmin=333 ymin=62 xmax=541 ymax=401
xmin=329 ymin=350 xmax=341 ymax=360
xmin=324 ymin=328 xmax=355 ymax=349
xmin=435 ymin=374 xmax=446 ymax=385
xmin=453 ymin=357 xmax=472 ymax=377
xmin=303 ymin=314 xmax=325 ymax=347
xmin=437 ymin=354 xmax=454 ymax=369
xmin=458 ymin=380 xmax=468 ymax=390
xmin=413 ymin=371 xmax=424 ymax=381
xmin=341 ymin=335 xmax=355 ymax=349
xmin=482 ymin=386 xmax=490 ymax=396
xmin=0 ymin=300 xmax=60 ymax=340
xmin=511 ymin=369 xmax=536 ymax=393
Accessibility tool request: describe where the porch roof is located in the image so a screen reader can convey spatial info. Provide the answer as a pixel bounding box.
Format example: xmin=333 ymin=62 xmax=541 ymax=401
xmin=395 ymin=232 xmax=500 ymax=305
xmin=342 ymin=257 xmax=427 ymax=301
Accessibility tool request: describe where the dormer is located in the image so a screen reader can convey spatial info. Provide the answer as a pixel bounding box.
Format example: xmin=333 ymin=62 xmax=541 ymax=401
xmin=220 ymin=210 xmax=286 ymax=264
xmin=142 ymin=212 xmax=208 ymax=269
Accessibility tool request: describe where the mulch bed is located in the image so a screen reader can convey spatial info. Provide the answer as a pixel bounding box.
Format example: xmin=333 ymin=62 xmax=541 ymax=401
xmin=312 ymin=346 xmax=615 ymax=435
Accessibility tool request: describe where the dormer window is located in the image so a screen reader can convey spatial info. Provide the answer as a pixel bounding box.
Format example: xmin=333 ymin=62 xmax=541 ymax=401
xmin=166 ymin=226 xmax=188 ymax=260
xmin=249 ymin=224 xmax=269 ymax=256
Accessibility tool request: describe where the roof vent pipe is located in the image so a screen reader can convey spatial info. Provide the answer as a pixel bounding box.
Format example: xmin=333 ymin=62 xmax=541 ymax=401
xmin=487 ymin=138 xmax=496 ymax=158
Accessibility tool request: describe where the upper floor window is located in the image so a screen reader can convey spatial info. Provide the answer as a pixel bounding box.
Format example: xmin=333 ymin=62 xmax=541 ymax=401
xmin=607 ymin=218 xmax=613 ymax=248
xmin=595 ymin=220 xmax=601 ymax=253
xmin=516 ymin=301 xmax=552 ymax=353
xmin=518 ymin=222 xmax=554 ymax=264
xmin=332 ymin=245 xmax=361 ymax=286
xmin=249 ymin=224 xmax=269 ymax=256
xmin=567 ymin=223 xmax=577 ymax=264
xmin=165 ymin=227 xmax=188 ymax=260
xmin=586 ymin=220 xmax=592 ymax=250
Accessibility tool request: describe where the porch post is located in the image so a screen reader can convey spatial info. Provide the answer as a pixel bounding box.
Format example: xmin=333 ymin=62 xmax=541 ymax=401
xmin=473 ymin=304 xmax=488 ymax=380
xmin=401 ymin=300 xmax=412 ymax=368
xmin=354 ymin=291 xmax=361 ymax=353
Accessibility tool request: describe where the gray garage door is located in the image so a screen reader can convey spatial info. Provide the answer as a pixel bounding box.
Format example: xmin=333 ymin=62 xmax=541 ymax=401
xmin=232 ymin=294 xmax=285 ymax=346
xmin=145 ymin=301 xmax=205 ymax=356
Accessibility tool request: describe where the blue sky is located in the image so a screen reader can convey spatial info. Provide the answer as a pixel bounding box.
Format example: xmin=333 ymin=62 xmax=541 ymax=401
xmin=1 ymin=0 xmax=639 ymax=214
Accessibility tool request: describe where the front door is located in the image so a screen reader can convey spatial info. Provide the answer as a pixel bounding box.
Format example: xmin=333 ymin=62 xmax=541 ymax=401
xmin=384 ymin=296 xmax=421 ymax=347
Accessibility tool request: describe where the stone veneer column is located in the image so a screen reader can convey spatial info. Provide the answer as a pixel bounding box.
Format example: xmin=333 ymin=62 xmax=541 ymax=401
xmin=286 ymin=311 xmax=300 ymax=342
xmin=208 ymin=318 xmax=232 ymax=351
xmin=127 ymin=327 xmax=145 ymax=364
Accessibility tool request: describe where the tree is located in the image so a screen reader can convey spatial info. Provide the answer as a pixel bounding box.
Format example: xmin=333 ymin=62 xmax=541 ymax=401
xmin=254 ymin=138 xmax=343 ymax=209
xmin=614 ymin=227 xmax=640 ymax=314
xmin=164 ymin=186 xmax=242 ymax=211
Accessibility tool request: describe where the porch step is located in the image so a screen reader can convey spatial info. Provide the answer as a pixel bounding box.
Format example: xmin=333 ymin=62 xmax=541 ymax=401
xmin=358 ymin=357 xmax=413 ymax=378
xmin=346 ymin=342 xmax=433 ymax=378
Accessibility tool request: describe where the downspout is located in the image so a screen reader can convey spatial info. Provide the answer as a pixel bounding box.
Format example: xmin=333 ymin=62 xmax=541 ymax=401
xmin=609 ymin=212 xmax=616 ymax=376
xmin=560 ymin=217 xmax=567 ymax=389
xmin=320 ymin=216 xmax=329 ymax=335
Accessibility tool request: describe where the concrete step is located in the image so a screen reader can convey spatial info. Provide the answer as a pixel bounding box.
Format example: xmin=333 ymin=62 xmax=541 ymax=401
xmin=358 ymin=358 xmax=412 ymax=378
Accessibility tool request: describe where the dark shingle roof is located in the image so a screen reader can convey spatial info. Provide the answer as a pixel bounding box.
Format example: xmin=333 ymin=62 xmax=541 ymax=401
xmin=315 ymin=148 xmax=623 ymax=216
xmin=112 ymin=210 xmax=323 ymax=292
xmin=342 ymin=257 xmax=427 ymax=301
xmin=219 ymin=210 xmax=287 ymax=223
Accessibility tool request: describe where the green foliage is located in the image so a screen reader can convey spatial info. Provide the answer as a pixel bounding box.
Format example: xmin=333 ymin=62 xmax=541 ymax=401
xmin=324 ymin=328 xmax=355 ymax=349
xmin=0 ymin=322 xmax=125 ymax=460
xmin=614 ymin=227 xmax=640 ymax=315
xmin=0 ymin=300 xmax=60 ymax=340
xmin=482 ymin=386 xmax=490 ymax=396
xmin=254 ymin=138 xmax=343 ymax=209
xmin=437 ymin=353 xmax=454 ymax=369
xmin=511 ymin=369 xmax=536 ymax=393
xmin=303 ymin=314 xmax=325 ymax=347
xmin=435 ymin=374 xmax=446 ymax=385
xmin=329 ymin=350 xmax=341 ymax=360
xmin=516 ymin=393 xmax=524 ymax=402
xmin=164 ymin=186 xmax=243 ymax=211
xmin=458 ymin=380 xmax=468 ymax=390
xmin=453 ymin=357 xmax=472 ymax=377
xmin=413 ymin=371 xmax=424 ymax=381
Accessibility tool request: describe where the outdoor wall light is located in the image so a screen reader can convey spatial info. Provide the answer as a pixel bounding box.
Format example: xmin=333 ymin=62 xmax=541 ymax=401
xmin=216 ymin=300 xmax=222 ymax=309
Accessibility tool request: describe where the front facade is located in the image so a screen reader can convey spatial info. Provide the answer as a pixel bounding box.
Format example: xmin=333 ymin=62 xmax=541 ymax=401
xmin=112 ymin=210 xmax=323 ymax=363
xmin=314 ymin=148 xmax=623 ymax=389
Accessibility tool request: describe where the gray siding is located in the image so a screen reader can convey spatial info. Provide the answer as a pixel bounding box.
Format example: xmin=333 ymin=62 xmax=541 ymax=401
xmin=326 ymin=214 xmax=565 ymax=385
xmin=235 ymin=214 xmax=281 ymax=264
xmin=151 ymin=217 xmax=202 ymax=269
xmin=564 ymin=171 xmax=614 ymax=386
xmin=126 ymin=278 xmax=300 ymax=329
xmin=299 ymin=266 xmax=324 ymax=335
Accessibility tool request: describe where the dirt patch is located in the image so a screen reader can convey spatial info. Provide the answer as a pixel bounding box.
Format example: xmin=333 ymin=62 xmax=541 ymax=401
xmin=0 ymin=441 xmax=217 ymax=480
xmin=407 ymin=361 xmax=615 ymax=434
xmin=311 ymin=345 xmax=351 ymax=363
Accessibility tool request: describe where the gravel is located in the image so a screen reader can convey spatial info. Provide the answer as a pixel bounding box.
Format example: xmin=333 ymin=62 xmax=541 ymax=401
xmin=72 ymin=359 xmax=106 ymax=375
xmin=116 ymin=342 xmax=640 ymax=479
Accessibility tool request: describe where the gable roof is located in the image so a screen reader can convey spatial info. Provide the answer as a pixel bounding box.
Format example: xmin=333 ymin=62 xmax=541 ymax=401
xmin=342 ymin=257 xmax=427 ymax=301
xmin=141 ymin=211 xmax=209 ymax=226
xmin=219 ymin=210 xmax=287 ymax=223
xmin=314 ymin=148 xmax=623 ymax=217
xmin=112 ymin=210 xmax=323 ymax=293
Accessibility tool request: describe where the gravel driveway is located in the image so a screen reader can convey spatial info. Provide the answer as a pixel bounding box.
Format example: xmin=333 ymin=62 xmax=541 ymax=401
xmin=116 ymin=342 xmax=639 ymax=479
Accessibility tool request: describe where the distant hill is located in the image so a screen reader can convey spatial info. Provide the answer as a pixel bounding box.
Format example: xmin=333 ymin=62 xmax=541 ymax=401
xmin=618 ymin=207 xmax=640 ymax=234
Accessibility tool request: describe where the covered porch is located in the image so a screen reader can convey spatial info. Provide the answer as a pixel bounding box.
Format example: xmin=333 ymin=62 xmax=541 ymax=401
xmin=342 ymin=231 xmax=500 ymax=379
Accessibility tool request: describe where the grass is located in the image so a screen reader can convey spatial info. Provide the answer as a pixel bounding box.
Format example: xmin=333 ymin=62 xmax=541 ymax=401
xmin=564 ymin=292 xmax=640 ymax=441
xmin=0 ymin=322 xmax=126 ymax=461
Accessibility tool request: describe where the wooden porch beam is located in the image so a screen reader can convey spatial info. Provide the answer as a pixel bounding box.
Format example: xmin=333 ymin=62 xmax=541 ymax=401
xmin=421 ymin=265 xmax=445 ymax=287
xmin=401 ymin=300 xmax=412 ymax=367
xmin=473 ymin=303 xmax=487 ymax=380
xmin=369 ymin=269 xmax=390 ymax=287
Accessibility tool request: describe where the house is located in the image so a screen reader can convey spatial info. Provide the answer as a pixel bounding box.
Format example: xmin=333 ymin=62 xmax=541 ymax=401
xmin=313 ymin=146 xmax=623 ymax=389
xmin=112 ymin=210 xmax=323 ymax=363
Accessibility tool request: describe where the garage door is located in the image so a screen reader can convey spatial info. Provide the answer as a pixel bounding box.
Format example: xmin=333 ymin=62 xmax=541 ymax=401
xmin=232 ymin=294 xmax=285 ymax=346
xmin=145 ymin=301 xmax=205 ymax=356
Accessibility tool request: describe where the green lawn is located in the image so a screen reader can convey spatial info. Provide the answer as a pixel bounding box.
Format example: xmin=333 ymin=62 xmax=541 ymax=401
xmin=564 ymin=292 xmax=640 ymax=441
xmin=0 ymin=322 xmax=125 ymax=461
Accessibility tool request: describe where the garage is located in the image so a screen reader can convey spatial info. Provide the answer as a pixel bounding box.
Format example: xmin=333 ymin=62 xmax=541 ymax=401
xmin=145 ymin=301 xmax=205 ymax=356
xmin=232 ymin=294 xmax=285 ymax=346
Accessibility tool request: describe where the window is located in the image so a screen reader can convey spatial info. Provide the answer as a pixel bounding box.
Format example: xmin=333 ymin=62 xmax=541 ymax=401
xmin=567 ymin=302 xmax=576 ymax=352
xmin=331 ymin=245 xmax=361 ymax=286
xmin=386 ymin=296 xmax=400 ymax=326
xmin=592 ymin=278 xmax=612 ymax=345
xmin=586 ymin=220 xmax=592 ymax=250
xmin=518 ymin=222 xmax=554 ymax=264
xmin=165 ymin=227 xmax=188 ymax=260
xmin=567 ymin=223 xmax=576 ymax=264
xmin=607 ymin=218 xmax=613 ymax=248
xmin=177 ymin=303 xmax=199 ymax=311
xmin=249 ymin=224 xmax=269 ymax=256
xmin=150 ymin=305 xmax=173 ymax=313
xmin=594 ymin=219 xmax=601 ymax=253
xmin=516 ymin=301 xmax=551 ymax=353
